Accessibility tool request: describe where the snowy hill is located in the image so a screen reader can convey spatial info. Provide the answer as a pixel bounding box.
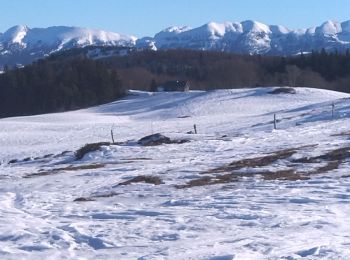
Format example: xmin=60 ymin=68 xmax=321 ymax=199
xmin=0 ymin=25 xmax=136 ymax=66
xmin=2 ymin=87 xmax=350 ymax=259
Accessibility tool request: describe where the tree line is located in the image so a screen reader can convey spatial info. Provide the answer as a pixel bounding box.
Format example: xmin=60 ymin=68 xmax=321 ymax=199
xmin=2 ymin=47 xmax=350 ymax=117
xmin=103 ymin=48 xmax=350 ymax=93
xmin=0 ymin=57 xmax=125 ymax=117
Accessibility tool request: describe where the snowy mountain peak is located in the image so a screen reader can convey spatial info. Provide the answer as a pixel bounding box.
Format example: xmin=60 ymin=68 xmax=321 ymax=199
xmin=316 ymin=20 xmax=342 ymax=35
xmin=0 ymin=25 xmax=137 ymax=66
xmin=136 ymin=19 xmax=350 ymax=56
xmin=1 ymin=25 xmax=29 ymax=44
xmin=205 ymin=22 xmax=229 ymax=36
xmin=241 ymin=20 xmax=271 ymax=34
xmin=3 ymin=19 xmax=350 ymax=66
xmin=154 ymin=26 xmax=191 ymax=40
xmin=269 ymin=25 xmax=290 ymax=35
xmin=162 ymin=26 xmax=191 ymax=34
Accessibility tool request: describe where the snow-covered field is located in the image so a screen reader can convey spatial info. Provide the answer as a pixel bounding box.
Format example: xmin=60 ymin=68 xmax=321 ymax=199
xmin=1 ymin=87 xmax=350 ymax=259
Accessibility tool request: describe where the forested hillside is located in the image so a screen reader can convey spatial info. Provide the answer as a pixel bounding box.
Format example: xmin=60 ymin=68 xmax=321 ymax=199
xmin=103 ymin=49 xmax=350 ymax=93
xmin=0 ymin=57 xmax=124 ymax=117
xmin=2 ymin=47 xmax=350 ymax=118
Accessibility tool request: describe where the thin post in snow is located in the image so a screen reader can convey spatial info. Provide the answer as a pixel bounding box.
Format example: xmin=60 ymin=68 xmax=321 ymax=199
xmin=332 ymin=102 xmax=335 ymax=120
xmin=274 ymin=114 xmax=277 ymax=130
xmin=110 ymin=127 xmax=115 ymax=144
xmin=193 ymin=124 xmax=197 ymax=134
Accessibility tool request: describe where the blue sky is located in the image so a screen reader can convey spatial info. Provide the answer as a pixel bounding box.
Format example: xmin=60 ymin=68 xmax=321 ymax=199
xmin=2 ymin=0 xmax=350 ymax=37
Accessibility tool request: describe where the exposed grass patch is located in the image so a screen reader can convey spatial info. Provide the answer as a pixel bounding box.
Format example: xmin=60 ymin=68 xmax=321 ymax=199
xmin=74 ymin=197 xmax=95 ymax=202
xmin=261 ymin=170 xmax=309 ymax=181
xmin=331 ymin=131 xmax=350 ymax=137
xmin=203 ymin=148 xmax=298 ymax=174
xmin=177 ymin=169 xmax=310 ymax=189
xmin=305 ymin=161 xmax=342 ymax=175
xmin=75 ymin=142 xmax=111 ymax=160
xmin=293 ymin=147 xmax=350 ymax=163
xmin=118 ymin=175 xmax=163 ymax=186
xmin=24 ymin=163 xmax=105 ymax=178
xmin=177 ymin=145 xmax=344 ymax=188
xmin=176 ymin=174 xmax=238 ymax=189
xmin=74 ymin=191 xmax=122 ymax=202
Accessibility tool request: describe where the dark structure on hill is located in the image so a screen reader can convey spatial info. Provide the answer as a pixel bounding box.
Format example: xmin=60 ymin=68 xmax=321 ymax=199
xmin=157 ymin=80 xmax=190 ymax=92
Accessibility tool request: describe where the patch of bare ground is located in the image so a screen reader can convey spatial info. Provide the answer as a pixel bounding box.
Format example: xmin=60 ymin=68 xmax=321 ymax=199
xmin=293 ymin=147 xmax=350 ymax=163
xmin=288 ymin=147 xmax=350 ymax=178
xmin=331 ymin=131 xmax=350 ymax=137
xmin=23 ymin=163 xmax=105 ymax=178
xmin=177 ymin=169 xmax=309 ymax=189
xmin=261 ymin=170 xmax=309 ymax=181
xmin=306 ymin=161 xmax=342 ymax=175
xmin=118 ymin=175 xmax=163 ymax=186
xmin=176 ymin=174 xmax=239 ymax=189
xmin=73 ymin=197 xmax=95 ymax=202
xmin=178 ymin=145 xmax=349 ymax=188
xmin=202 ymin=147 xmax=300 ymax=174
xmin=73 ymin=176 xmax=162 ymax=202
xmin=74 ymin=191 xmax=122 ymax=202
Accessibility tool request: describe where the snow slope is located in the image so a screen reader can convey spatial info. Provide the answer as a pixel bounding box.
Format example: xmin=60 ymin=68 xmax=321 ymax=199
xmin=1 ymin=87 xmax=350 ymax=259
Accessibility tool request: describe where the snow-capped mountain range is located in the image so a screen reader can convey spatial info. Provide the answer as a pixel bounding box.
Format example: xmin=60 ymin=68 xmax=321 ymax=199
xmin=0 ymin=25 xmax=136 ymax=66
xmin=2 ymin=20 xmax=350 ymax=66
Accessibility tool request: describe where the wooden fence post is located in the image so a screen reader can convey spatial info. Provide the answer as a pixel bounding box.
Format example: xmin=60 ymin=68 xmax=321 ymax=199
xmin=194 ymin=124 xmax=197 ymax=134
xmin=274 ymin=114 xmax=277 ymax=130
xmin=111 ymin=128 xmax=115 ymax=143
xmin=332 ymin=102 xmax=335 ymax=120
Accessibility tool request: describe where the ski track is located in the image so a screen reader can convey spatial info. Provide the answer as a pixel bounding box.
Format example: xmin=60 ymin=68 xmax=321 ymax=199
xmin=1 ymin=87 xmax=350 ymax=259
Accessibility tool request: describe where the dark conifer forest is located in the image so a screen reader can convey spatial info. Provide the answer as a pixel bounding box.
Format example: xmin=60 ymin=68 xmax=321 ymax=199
xmin=2 ymin=47 xmax=350 ymax=118
xmin=0 ymin=57 xmax=124 ymax=117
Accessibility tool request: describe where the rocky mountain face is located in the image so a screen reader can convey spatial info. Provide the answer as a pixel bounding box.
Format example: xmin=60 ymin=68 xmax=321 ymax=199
xmin=1 ymin=20 xmax=350 ymax=67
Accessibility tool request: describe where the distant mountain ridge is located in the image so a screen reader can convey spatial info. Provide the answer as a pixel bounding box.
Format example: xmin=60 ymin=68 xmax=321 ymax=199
xmin=0 ymin=25 xmax=136 ymax=66
xmin=2 ymin=20 xmax=350 ymax=67
xmin=137 ymin=20 xmax=350 ymax=55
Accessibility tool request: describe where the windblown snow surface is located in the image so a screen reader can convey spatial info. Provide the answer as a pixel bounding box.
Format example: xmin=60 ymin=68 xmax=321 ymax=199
xmin=1 ymin=87 xmax=350 ymax=259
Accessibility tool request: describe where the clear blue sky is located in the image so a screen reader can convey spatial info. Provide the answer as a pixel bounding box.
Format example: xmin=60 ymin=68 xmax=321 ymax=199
xmin=2 ymin=0 xmax=350 ymax=37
